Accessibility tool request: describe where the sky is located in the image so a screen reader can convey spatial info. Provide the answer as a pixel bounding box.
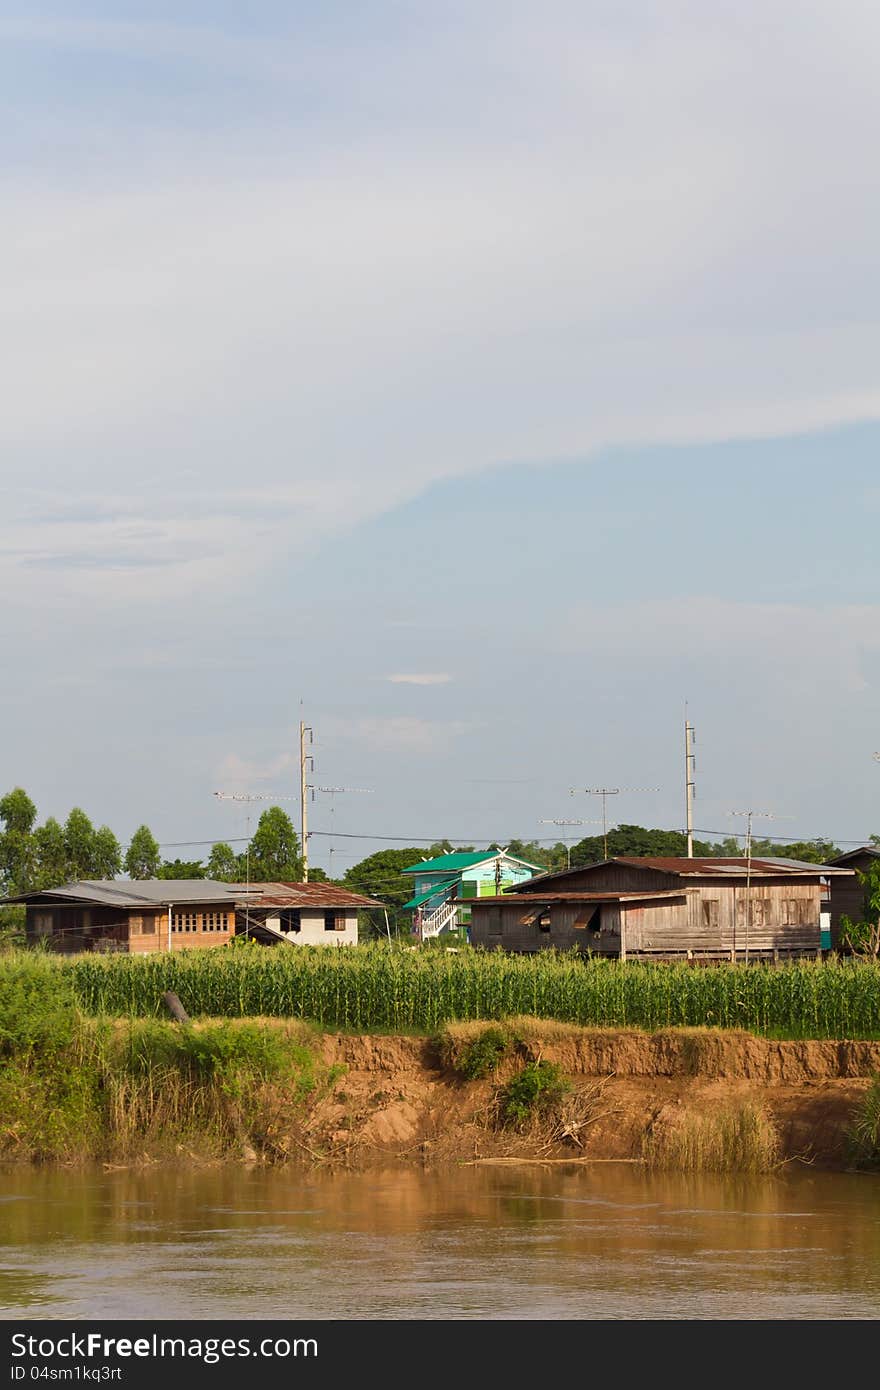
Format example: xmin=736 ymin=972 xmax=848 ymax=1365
xmin=2 ymin=2 xmax=879 ymax=873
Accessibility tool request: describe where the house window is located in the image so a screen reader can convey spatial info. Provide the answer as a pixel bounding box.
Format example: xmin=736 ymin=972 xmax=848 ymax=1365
xmin=701 ymin=900 xmax=720 ymax=930
xmin=280 ymin=910 xmax=301 ymax=934
xmin=324 ymin=911 xmax=345 ymax=932
xmin=129 ymin=916 xmax=143 ymax=936
xmin=34 ymin=912 xmax=53 ymax=936
xmin=487 ymin=907 xmax=502 ymax=936
xmin=738 ymin=898 xmax=771 ymax=927
xmin=782 ymin=899 xmax=811 ymax=926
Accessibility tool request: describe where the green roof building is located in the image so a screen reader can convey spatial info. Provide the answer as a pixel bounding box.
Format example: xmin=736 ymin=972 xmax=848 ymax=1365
xmin=401 ymin=849 xmax=543 ymax=940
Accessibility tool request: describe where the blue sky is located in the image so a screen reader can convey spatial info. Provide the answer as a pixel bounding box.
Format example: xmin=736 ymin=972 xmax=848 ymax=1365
xmin=2 ymin=4 xmax=879 ymax=871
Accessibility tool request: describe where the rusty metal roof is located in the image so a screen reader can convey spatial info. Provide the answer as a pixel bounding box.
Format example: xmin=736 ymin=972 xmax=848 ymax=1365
xmin=460 ymin=890 xmax=687 ymax=905
xmin=229 ymin=881 xmax=383 ymax=909
xmin=510 ymin=857 xmax=852 ymax=890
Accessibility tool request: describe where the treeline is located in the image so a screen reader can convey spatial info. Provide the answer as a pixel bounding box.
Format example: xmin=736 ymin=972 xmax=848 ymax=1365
xmin=0 ymin=786 xmax=849 ymax=927
xmin=0 ymin=789 xmax=305 ymax=899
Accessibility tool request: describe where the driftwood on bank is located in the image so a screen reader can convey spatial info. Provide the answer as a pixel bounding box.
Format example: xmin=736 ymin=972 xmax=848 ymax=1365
xmin=162 ymin=991 xmax=190 ymax=1024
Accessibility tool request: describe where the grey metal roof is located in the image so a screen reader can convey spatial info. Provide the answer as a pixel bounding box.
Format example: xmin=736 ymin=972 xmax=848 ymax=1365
xmin=3 ymin=879 xmax=237 ymax=908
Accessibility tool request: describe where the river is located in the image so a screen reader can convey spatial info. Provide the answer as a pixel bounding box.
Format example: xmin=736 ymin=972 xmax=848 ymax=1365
xmin=1 ymin=1164 xmax=879 ymax=1320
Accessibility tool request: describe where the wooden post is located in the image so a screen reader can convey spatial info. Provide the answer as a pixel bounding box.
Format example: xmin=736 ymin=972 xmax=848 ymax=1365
xmin=162 ymin=991 xmax=190 ymax=1024
xmin=619 ymin=908 xmax=626 ymax=963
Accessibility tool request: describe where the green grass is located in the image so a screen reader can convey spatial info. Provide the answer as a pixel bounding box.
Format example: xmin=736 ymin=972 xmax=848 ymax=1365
xmin=2 ymin=946 xmax=880 ymax=1040
xmin=846 ymin=1076 xmax=880 ymax=1170
xmin=643 ymin=1102 xmax=781 ymax=1173
xmin=0 ymin=962 xmax=338 ymax=1162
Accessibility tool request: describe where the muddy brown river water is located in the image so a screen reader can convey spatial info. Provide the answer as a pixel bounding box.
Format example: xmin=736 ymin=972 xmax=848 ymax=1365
xmin=1 ymin=1164 xmax=879 ymax=1320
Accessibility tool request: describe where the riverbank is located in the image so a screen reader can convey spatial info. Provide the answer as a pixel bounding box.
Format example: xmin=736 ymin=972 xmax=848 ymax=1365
xmin=310 ymin=1021 xmax=880 ymax=1172
xmin=3 ymin=1010 xmax=878 ymax=1172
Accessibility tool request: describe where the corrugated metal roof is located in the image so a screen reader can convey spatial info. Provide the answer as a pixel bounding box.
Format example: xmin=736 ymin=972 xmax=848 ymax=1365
xmin=462 ymin=890 xmax=687 ymax=905
xmin=2 ymin=879 xmax=237 ymax=908
xmin=229 ymin=881 xmax=383 ymax=909
xmin=831 ymin=847 xmax=880 ymax=865
xmin=513 ymin=857 xmax=853 ymax=890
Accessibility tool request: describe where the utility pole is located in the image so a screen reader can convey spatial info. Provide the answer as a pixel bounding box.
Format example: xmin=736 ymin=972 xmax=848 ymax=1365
xmin=685 ymin=716 xmax=696 ymax=858
xmin=727 ymin=809 xmax=785 ymax=963
xmin=300 ymin=720 xmax=313 ymax=882
xmin=569 ymin=787 xmax=660 ymax=861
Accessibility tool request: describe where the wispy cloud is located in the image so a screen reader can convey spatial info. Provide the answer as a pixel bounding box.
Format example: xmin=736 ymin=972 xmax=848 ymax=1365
xmin=385 ymin=673 xmax=452 ymax=685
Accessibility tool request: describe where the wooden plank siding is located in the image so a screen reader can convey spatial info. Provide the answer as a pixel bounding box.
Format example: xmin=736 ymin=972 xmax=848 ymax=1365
xmin=469 ymin=879 xmax=823 ymax=958
xmin=26 ymin=903 xmax=235 ymax=954
xmin=827 ymin=853 xmax=875 ymax=948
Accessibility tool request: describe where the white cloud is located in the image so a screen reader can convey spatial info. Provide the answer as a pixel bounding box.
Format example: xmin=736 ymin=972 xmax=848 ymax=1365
xmin=385 ymin=673 xmax=452 ymax=686
xmin=3 ymin=2 xmax=880 ymax=614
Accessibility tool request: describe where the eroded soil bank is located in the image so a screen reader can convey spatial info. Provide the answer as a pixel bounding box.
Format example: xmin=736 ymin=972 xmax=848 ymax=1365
xmin=305 ymin=1024 xmax=880 ymax=1170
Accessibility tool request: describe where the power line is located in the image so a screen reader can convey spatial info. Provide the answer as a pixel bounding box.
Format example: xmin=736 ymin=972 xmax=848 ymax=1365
xmin=152 ymin=825 xmax=873 ymax=850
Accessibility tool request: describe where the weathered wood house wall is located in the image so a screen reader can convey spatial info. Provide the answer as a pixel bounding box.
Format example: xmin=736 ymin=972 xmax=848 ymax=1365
xmin=827 ymin=848 xmax=879 ymax=948
xmin=467 ymin=857 xmax=852 ymax=959
xmin=12 ymin=882 xmax=237 ymax=954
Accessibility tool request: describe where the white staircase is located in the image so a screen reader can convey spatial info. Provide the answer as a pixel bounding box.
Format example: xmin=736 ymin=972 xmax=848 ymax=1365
xmin=420 ymin=900 xmax=458 ymax=940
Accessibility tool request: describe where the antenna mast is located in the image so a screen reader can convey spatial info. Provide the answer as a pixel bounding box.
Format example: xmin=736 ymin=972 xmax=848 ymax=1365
xmin=569 ymin=786 xmax=660 ymax=860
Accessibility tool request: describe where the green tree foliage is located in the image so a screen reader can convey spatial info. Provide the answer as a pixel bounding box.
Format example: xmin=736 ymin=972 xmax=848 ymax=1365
xmin=206 ymin=842 xmax=241 ymax=882
xmin=158 ymin=858 xmax=205 ymax=879
xmin=0 ymin=788 xmax=38 ymax=895
xmin=503 ymin=839 xmax=568 ymax=871
xmin=91 ymin=826 xmax=122 ymax=879
xmin=247 ymin=807 xmax=302 ymax=881
xmin=343 ymin=848 xmax=424 ymax=933
xmin=568 ymin=825 xmax=841 ymax=868
xmin=63 ymin=809 xmax=99 ymax=881
xmin=124 ymin=825 xmax=161 ymax=879
xmin=32 ymin=818 xmax=67 ymax=889
xmin=0 ymin=789 xmax=37 ymax=836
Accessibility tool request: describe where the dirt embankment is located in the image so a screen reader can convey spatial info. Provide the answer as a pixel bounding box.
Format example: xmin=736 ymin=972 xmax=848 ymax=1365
xmin=303 ymin=1025 xmax=880 ymax=1171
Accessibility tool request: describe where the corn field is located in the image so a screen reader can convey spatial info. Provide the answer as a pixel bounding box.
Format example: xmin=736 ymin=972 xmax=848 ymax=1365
xmin=12 ymin=946 xmax=880 ymax=1039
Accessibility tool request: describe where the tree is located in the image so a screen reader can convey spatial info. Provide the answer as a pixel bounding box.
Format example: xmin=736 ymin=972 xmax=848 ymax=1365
xmin=64 ymin=808 xmax=98 ymax=881
xmin=247 ymin=807 xmax=301 ymax=881
xmin=206 ymin=842 xmax=242 ymax=882
xmin=124 ymin=825 xmax=161 ymax=879
xmin=0 ymin=788 xmax=37 ymax=836
xmin=158 ymin=858 xmax=205 ymax=879
xmin=91 ymin=826 xmax=122 ymax=879
xmin=343 ymin=848 xmax=424 ymax=935
xmin=32 ymin=817 xmax=67 ymax=890
xmin=0 ymin=788 xmax=38 ymax=895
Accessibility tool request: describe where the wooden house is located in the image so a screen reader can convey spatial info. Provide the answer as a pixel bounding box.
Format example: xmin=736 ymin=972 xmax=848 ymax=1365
xmin=7 ymin=878 xmax=385 ymax=952
xmin=10 ymin=880 xmax=238 ymax=954
xmin=827 ymin=846 xmax=880 ymax=948
xmin=465 ymin=856 xmax=853 ymax=960
xmin=401 ymin=849 xmax=543 ymax=940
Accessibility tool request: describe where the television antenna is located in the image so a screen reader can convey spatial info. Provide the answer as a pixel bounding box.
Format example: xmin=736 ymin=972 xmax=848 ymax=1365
xmin=311 ymin=786 xmax=374 ymax=879
xmin=538 ymin=819 xmax=603 ymax=870
xmin=569 ymin=787 xmax=660 ymax=860
xmin=213 ymin=791 xmax=299 ymax=938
